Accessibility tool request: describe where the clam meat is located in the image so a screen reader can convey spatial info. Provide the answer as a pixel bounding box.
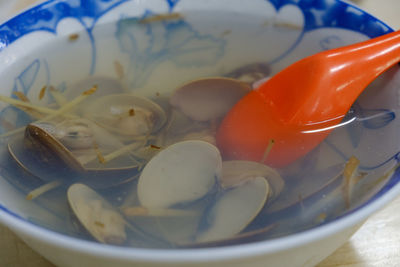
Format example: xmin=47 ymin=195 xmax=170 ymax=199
xmin=81 ymin=94 xmax=167 ymax=139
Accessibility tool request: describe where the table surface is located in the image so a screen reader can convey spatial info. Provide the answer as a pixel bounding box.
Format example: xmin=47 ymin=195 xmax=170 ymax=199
xmin=1 ymin=0 xmax=400 ymax=266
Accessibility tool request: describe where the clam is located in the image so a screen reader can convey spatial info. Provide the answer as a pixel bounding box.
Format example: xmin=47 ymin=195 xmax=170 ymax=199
xmin=163 ymin=110 xmax=209 ymax=136
xmin=8 ymin=118 xmax=142 ymax=187
xmin=24 ymin=120 xmax=85 ymax=173
xmin=225 ymin=62 xmax=271 ymax=87
xmin=81 ymin=94 xmax=167 ymax=139
xmin=169 ymin=77 xmax=251 ymax=122
xmin=8 ymin=132 xmax=79 ymax=184
xmin=265 ymin=163 xmax=345 ymax=214
xmin=221 ymin=160 xmax=284 ymax=199
xmin=55 ymin=120 xmax=95 ymax=150
xmin=161 ymin=109 xmax=216 ymax=147
xmin=196 ymin=177 xmax=269 ymax=243
xmin=137 ymin=140 xmax=222 ymax=209
xmin=67 ymin=183 xmax=128 ymax=245
xmin=68 ymin=183 xmax=197 ymax=246
xmin=24 ymin=118 xmax=139 ymax=171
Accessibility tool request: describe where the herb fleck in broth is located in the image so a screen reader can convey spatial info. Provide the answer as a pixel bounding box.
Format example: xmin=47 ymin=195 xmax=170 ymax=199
xmin=0 ymin=13 xmax=398 ymax=249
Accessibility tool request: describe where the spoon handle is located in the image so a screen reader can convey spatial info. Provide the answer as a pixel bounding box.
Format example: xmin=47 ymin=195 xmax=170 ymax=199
xmin=319 ymin=29 xmax=400 ymax=106
xmin=256 ymin=30 xmax=400 ymax=125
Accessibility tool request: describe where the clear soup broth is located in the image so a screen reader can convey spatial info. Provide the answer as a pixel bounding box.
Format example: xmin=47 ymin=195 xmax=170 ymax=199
xmin=0 ymin=10 xmax=398 ymax=249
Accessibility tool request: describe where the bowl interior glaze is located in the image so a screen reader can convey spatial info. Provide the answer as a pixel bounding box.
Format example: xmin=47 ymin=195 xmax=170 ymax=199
xmin=0 ymin=0 xmax=399 ymax=266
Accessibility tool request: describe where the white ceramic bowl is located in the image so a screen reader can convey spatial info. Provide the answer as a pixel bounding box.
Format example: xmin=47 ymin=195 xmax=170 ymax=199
xmin=0 ymin=1 xmax=400 ymax=266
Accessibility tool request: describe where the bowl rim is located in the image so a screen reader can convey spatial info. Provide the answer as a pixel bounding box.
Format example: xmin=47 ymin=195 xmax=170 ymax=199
xmin=0 ymin=0 xmax=399 ymax=263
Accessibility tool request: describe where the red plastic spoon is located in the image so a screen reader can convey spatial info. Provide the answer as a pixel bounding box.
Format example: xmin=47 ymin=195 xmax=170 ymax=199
xmin=217 ymin=30 xmax=400 ymax=168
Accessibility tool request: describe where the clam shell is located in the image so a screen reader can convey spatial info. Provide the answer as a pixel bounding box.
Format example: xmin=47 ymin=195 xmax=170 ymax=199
xmin=162 ymin=109 xmax=215 ymax=147
xmin=170 ymin=77 xmax=251 ymax=122
xmin=25 ymin=121 xmax=84 ymax=172
xmin=266 ymin=163 xmax=345 ymax=214
xmin=196 ymin=177 xmax=269 ymax=243
xmin=8 ymin=119 xmax=141 ymax=188
xmin=225 ymin=62 xmax=271 ymax=85
xmin=67 ymin=183 xmax=127 ymax=245
xmin=137 ymin=140 xmax=222 ymax=209
xmin=221 ymin=160 xmax=284 ymax=199
xmin=24 ymin=119 xmax=139 ymax=172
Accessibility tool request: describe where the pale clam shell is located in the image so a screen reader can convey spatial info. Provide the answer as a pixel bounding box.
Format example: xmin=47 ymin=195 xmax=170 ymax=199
xmin=137 ymin=140 xmax=222 ymax=209
xmin=196 ymin=177 xmax=269 ymax=243
xmin=67 ymin=183 xmax=127 ymax=245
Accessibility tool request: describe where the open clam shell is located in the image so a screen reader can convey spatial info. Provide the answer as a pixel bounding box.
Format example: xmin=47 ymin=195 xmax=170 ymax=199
xmin=8 ymin=118 xmax=142 ymax=188
xmin=81 ymin=94 xmax=167 ymax=138
xmin=196 ymin=177 xmax=269 ymax=243
xmin=24 ymin=119 xmax=140 ymax=172
xmin=67 ymin=183 xmax=128 ymax=245
xmin=8 ymin=130 xmax=81 ymax=184
xmin=24 ymin=121 xmax=85 ymax=172
xmin=137 ymin=140 xmax=222 ymax=209
xmin=265 ymin=163 xmax=345 ymax=214
xmin=8 ymin=136 xmax=139 ymax=189
xmin=169 ymin=77 xmax=251 ymax=122
xmin=221 ymin=160 xmax=284 ymax=199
